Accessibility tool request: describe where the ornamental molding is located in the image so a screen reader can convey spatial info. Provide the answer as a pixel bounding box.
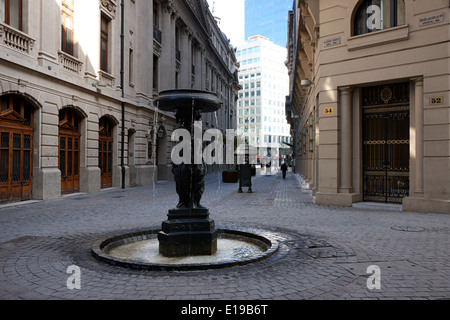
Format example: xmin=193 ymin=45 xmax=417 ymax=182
xmin=100 ymin=0 xmax=117 ymax=19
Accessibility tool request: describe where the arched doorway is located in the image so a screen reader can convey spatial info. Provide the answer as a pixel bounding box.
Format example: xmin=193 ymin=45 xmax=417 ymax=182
xmin=59 ymin=108 xmax=81 ymax=195
xmin=99 ymin=116 xmax=114 ymax=189
xmin=0 ymin=94 xmax=34 ymax=204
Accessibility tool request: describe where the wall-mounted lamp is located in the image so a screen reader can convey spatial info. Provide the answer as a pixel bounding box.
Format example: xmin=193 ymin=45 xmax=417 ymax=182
xmin=157 ymin=127 xmax=165 ymax=139
xmin=301 ymin=79 xmax=315 ymax=87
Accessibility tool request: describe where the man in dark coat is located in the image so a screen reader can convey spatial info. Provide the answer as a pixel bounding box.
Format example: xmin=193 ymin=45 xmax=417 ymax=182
xmin=281 ymin=162 xmax=288 ymax=179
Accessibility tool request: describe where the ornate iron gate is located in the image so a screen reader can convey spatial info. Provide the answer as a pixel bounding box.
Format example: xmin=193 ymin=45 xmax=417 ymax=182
xmin=362 ymin=83 xmax=410 ymax=203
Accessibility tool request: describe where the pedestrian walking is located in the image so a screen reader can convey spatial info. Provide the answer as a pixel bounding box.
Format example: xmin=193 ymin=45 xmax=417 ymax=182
xmin=281 ymin=162 xmax=288 ymax=179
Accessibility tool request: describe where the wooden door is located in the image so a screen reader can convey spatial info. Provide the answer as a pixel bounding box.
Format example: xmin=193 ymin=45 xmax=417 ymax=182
xmin=59 ymin=109 xmax=81 ymax=194
xmin=0 ymin=95 xmax=33 ymax=204
xmin=59 ymin=135 xmax=80 ymax=194
xmin=99 ymin=117 xmax=113 ymax=189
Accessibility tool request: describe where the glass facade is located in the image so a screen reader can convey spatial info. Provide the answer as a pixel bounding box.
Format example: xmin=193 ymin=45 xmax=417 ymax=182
xmin=236 ymin=36 xmax=292 ymax=163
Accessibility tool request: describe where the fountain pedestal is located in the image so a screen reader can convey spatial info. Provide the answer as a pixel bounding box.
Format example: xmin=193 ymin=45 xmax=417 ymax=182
xmin=158 ymin=208 xmax=217 ymax=257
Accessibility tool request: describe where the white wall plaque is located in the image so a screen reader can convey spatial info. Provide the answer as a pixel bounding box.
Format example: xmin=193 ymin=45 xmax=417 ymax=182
xmin=419 ymin=13 xmax=444 ymax=27
xmin=323 ymin=37 xmax=341 ymax=48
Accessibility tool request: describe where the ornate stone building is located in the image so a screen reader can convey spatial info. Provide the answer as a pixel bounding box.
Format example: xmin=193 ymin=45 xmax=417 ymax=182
xmin=286 ymin=0 xmax=449 ymax=213
xmin=0 ymin=0 xmax=239 ymax=204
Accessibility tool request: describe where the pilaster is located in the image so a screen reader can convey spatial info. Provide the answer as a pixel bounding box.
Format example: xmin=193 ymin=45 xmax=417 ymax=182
xmin=340 ymin=86 xmax=353 ymax=193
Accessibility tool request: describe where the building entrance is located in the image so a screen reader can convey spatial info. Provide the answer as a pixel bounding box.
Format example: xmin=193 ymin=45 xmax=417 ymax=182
xmin=362 ymin=83 xmax=410 ymax=203
xmin=99 ymin=117 xmax=113 ymax=189
xmin=59 ymin=108 xmax=81 ymax=195
xmin=0 ymin=94 xmax=34 ymax=204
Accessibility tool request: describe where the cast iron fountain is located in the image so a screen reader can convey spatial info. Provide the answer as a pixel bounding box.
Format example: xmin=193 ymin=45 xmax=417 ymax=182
xmin=91 ymin=89 xmax=280 ymax=271
xmin=156 ymin=89 xmax=220 ymax=257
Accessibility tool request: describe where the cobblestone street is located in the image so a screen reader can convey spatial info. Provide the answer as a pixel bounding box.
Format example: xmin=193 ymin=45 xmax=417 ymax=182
xmin=0 ymin=169 xmax=449 ymax=301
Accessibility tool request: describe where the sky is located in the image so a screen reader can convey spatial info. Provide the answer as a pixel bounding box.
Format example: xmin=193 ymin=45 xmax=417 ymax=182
xmin=207 ymin=0 xmax=246 ymax=46
xmin=207 ymin=0 xmax=293 ymax=48
xmin=244 ymin=0 xmax=293 ymax=47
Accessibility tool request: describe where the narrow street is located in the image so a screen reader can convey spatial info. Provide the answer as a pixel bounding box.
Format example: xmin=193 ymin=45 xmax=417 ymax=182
xmin=0 ymin=169 xmax=448 ymax=300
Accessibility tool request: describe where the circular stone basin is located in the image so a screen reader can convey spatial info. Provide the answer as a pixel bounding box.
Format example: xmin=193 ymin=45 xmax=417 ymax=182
xmin=92 ymin=228 xmax=279 ymax=271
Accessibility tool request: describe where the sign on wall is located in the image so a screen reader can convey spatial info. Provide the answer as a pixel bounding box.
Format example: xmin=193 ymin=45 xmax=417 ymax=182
xmin=324 ymin=107 xmax=335 ymax=115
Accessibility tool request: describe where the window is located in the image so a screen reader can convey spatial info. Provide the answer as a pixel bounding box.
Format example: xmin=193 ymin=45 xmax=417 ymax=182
xmin=61 ymin=0 xmax=74 ymax=55
xmin=4 ymin=0 xmax=22 ymax=30
xmin=302 ymin=126 xmax=307 ymax=154
xmin=129 ymin=49 xmax=134 ymax=86
xmin=175 ymin=24 xmax=182 ymax=62
xmin=0 ymin=94 xmax=33 ymax=127
xmin=354 ymin=0 xmax=405 ymax=36
xmin=309 ymin=113 xmax=314 ymax=152
xmin=100 ymin=14 xmax=110 ymax=72
xmin=153 ymin=2 xmax=159 ymax=29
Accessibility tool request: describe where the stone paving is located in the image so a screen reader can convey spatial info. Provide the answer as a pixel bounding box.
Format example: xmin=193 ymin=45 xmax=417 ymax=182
xmin=0 ymin=168 xmax=449 ymax=301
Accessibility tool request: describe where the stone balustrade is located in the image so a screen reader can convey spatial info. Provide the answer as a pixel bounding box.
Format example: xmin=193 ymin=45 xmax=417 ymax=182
xmin=0 ymin=23 xmax=35 ymax=54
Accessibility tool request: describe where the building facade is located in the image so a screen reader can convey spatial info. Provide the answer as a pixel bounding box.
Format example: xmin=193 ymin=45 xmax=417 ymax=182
xmin=236 ymin=35 xmax=291 ymax=165
xmin=286 ymin=0 xmax=449 ymax=213
xmin=0 ymin=0 xmax=239 ymax=204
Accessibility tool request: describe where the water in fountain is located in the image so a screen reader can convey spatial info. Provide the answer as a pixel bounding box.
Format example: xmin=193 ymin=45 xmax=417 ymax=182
xmin=108 ymin=237 xmax=264 ymax=265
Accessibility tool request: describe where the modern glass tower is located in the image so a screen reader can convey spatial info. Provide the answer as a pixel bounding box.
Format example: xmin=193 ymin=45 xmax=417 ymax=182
xmin=236 ymin=35 xmax=291 ymax=166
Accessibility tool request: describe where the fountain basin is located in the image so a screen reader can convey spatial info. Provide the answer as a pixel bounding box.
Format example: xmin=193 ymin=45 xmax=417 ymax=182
xmin=91 ymin=227 xmax=279 ymax=271
xmin=156 ymin=89 xmax=222 ymax=113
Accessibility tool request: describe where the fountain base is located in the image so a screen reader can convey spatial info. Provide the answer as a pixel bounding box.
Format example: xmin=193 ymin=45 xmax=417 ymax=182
xmin=158 ymin=208 xmax=218 ymax=257
xmin=91 ymin=226 xmax=279 ymax=271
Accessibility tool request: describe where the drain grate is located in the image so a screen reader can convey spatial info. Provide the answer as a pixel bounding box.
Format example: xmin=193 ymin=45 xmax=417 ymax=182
xmin=391 ymin=226 xmax=426 ymax=232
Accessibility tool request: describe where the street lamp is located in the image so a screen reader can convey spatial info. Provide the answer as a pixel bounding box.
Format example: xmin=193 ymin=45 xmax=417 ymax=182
xmin=157 ymin=127 xmax=165 ymax=139
xmin=301 ymin=79 xmax=315 ymax=87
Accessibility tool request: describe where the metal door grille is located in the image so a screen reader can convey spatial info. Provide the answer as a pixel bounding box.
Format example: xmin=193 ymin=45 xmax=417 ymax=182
xmin=362 ymin=83 xmax=410 ymax=203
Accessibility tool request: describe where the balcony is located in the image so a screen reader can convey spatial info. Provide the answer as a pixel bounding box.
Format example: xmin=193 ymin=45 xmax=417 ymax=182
xmin=0 ymin=23 xmax=35 ymax=55
xmin=58 ymin=50 xmax=83 ymax=75
xmin=98 ymin=70 xmax=116 ymax=88
xmin=153 ymin=26 xmax=162 ymax=45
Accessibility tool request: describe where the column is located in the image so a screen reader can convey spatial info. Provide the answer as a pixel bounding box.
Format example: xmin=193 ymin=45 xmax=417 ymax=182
xmin=180 ymin=27 xmax=192 ymax=86
xmin=340 ymin=86 xmax=353 ymax=193
xmin=414 ymin=78 xmax=424 ymax=194
xmin=159 ymin=4 xmax=176 ymax=91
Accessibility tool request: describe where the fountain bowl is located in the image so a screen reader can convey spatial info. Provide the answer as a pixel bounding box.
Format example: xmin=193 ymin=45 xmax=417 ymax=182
xmin=155 ymin=89 xmax=222 ymax=113
xmin=91 ymin=227 xmax=280 ymax=271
